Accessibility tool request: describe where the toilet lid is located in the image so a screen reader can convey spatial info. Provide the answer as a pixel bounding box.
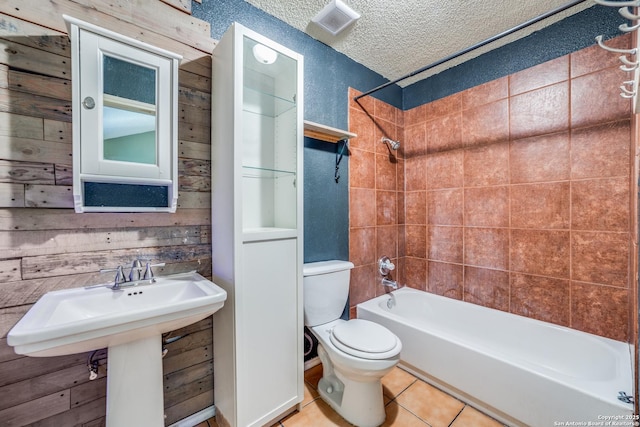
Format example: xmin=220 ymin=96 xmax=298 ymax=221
xmin=330 ymin=319 xmax=400 ymax=360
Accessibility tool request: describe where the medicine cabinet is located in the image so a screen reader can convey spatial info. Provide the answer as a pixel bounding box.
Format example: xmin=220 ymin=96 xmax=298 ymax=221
xmin=64 ymin=15 xmax=182 ymax=212
xmin=211 ymin=23 xmax=304 ymax=427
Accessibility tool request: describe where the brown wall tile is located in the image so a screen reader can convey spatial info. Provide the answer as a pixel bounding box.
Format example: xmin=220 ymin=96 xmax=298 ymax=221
xmin=377 ymin=225 xmax=398 ymax=261
xmin=571 ymin=120 xmax=631 ymax=180
xmin=405 ymin=225 xmax=426 ymax=258
xmin=510 ymin=229 xmax=570 ymax=278
xmin=375 ymin=98 xmax=397 ymax=124
xmin=428 ymin=188 xmax=463 ymax=226
xmin=464 ymin=142 xmax=509 ymax=187
xmin=509 ymin=56 xmax=569 ymax=96
xmin=510 ymin=81 xmax=569 ymax=140
xmin=570 ymin=33 xmax=631 ymax=78
xmin=376 ymin=153 xmax=397 ymax=191
xmin=375 ymin=120 xmax=401 ymax=155
xmin=404 ymin=122 xmax=427 ymax=159
xmin=349 ymin=108 xmax=376 ymax=152
xmin=350 ymin=264 xmax=377 ymax=306
xmin=405 ymin=156 xmax=427 ymax=191
xmin=510 ymin=132 xmax=570 ymax=183
xmin=462 ymin=76 xmax=509 ymax=110
xmin=511 ymin=182 xmax=570 ymax=229
xmin=464 ymin=266 xmax=509 ymax=311
xmin=376 ymin=190 xmax=397 ymax=225
xmin=464 ymin=227 xmax=509 ymax=270
xmin=572 ymin=231 xmax=629 ymax=287
xmin=349 ymin=227 xmax=376 ymax=267
xmin=464 ymin=186 xmax=509 ymax=227
xmin=405 ymin=191 xmax=426 ymax=225
xmin=404 ymin=256 xmax=427 ymax=291
xmin=427 ymin=149 xmax=464 ymax=189
xmin=462 ymin=99 xmax=509 ymax=148
xmin=572 ymin=178 xmax=630 ymax=232
xmin=349 ymin=188 xmax=376 ymax=227
xmin=428 ymin=226 xmax=463 ymax=263
xmin=571 ymin=67 xmax=631 ymax=129
xmin=427 ymin=113 xmax=462 ymax=153
xmin=349 ymin=148 xmax=375 ymax=188
xmin=405 ymin=104 xmax=427 ymax=126
xmin=425 ymin=92 xmax=461 ymax=118
xmin=428 ymin=261 xmax=463 ymax=299
xmin=571 ymin=282 xmax=629 ymax=341
xmin=510 ymin=273 xmax=570 ymax=325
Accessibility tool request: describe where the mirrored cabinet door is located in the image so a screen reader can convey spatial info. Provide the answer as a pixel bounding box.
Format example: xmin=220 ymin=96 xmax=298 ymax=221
xmin=65 ymin=15 xmax=181 ymax=213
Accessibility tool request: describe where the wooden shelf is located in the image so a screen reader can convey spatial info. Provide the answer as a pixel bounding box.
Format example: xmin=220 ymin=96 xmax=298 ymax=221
xmin=303 ymin=120 xmax=356 ymax=143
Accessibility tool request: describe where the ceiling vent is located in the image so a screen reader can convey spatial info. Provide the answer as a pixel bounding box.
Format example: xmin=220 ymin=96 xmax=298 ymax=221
xmin=312 ymin=0 xmax=360 ymax=36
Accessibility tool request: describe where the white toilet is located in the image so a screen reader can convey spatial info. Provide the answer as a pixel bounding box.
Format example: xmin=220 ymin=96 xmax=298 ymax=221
xmin=303 ymin=260 xmax=402 ymax=427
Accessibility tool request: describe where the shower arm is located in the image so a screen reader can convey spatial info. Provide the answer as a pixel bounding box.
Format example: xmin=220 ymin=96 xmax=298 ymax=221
xmin=353 ymin=0 xmax=588 ymax=101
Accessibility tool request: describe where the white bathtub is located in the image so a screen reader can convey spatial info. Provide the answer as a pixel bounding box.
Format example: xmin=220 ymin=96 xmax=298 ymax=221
xmin=357 ymin=287 xmax=635 ymax=427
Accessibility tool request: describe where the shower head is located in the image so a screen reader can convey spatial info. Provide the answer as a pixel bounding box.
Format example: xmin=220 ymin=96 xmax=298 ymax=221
xmin=381 ymin=137 xmax=400 ymax=150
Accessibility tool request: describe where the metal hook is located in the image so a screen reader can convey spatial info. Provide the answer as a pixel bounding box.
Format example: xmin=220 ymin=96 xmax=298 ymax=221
xmin=619 ymin=21 xmax=640 ymax=32
xmin=620 ymin=84 xmax=636 ymax=95
xmin=619 ymin=6 xmax=640 ymax=20
xmin=620 ymin=64 xmax=638 ymax=72
xmin=596 ymin=35 xmax=637 ymax=54
xmin=595 ymin=0 xmax=640 ymax=7
xmin=620 ymin=55 xmax=639 ymax=66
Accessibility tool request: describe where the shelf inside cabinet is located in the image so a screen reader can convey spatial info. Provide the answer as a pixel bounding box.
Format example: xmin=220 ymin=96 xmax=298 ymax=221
xmin=242 ymin=165 xmax=296 ymax=179
xmin=243 ymin=85 xmax=296 ymax=118
xmin=303 ymin=120 xmax=356 ymax=143
xmin=243 ymin=227 xmax=297 ymax=242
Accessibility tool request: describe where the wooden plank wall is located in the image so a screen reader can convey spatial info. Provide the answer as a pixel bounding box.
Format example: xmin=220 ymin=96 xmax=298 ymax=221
xmin=0 ymin=0 xmax=216 ymax=425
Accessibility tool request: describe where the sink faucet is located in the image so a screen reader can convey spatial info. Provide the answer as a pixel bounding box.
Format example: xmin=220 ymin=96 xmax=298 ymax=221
xmin=99 ymin=260 xmax=166 ymax=290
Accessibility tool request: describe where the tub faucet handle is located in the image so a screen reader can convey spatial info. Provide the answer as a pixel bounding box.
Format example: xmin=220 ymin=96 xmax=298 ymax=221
xmin=378 ymin=256 xmax=395 ymax=275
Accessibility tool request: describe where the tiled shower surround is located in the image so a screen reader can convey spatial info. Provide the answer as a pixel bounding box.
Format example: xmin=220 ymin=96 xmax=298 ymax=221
xmin=348 ymin=34 xmax=637 ymax=342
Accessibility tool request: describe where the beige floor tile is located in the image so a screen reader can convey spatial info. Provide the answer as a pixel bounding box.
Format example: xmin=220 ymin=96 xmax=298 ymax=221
xmin=301 ymin=380 xmax=320 ymax=407
xmin=395 ymin=380 xmax=465 ymax=427
xmin=281 ymin=399 xmax=351 ymax=427
xmin=382 ymin=367 xmax=417 ymax=399
xmin=382 ymin=401 xmax=430 ymax=427
xmin=451 ymin=406 xmax=504 ymax=427
xmin=304 ymin=363 xmax=324 ymax=390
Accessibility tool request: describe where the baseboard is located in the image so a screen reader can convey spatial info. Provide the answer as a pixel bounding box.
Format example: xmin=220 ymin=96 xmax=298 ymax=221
xmin=167 ymin=405 xmax=216 ymax=427
xmin=304 ymin=356 xmax=321 ymax=371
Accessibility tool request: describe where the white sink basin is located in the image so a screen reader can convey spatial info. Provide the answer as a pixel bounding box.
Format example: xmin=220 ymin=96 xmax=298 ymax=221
xmin=7 ymin=271 xmax=227 ymax=357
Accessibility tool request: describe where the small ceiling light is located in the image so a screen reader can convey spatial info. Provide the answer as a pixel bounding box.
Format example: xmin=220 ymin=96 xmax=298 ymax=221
xmin=312 ymin=0 xmax=360 ymax=36
xmin=253 ymin=43 xmax=278 ymax=64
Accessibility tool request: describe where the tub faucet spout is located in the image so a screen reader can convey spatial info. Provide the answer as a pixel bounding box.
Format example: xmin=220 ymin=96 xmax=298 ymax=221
xmin=381 ymin=277 xmax=398 ymax=290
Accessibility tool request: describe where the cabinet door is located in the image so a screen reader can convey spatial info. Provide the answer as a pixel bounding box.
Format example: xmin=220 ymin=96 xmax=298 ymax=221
xmin=238 ymin=238 xmax=301 ymax=426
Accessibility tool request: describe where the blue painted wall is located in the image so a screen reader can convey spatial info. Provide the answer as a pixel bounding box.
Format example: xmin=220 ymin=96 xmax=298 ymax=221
xmin=194 ymin=1 xmax=623 ymax=263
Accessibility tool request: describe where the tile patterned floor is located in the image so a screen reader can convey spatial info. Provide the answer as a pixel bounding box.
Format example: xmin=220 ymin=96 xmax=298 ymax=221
xmin=196 ymin=364 xmax=505 ymax=427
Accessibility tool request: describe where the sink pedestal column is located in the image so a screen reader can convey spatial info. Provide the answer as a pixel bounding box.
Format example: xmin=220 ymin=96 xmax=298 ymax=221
xmin=106 ymin=335 xmax=164 ymax=427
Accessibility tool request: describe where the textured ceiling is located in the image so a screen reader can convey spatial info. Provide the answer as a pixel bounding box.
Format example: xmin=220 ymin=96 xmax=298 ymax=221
xmin=245 ymin=0 xmax=594 ymax=87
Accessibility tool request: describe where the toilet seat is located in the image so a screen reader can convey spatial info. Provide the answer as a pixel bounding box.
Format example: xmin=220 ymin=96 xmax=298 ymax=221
xmin=330 ymin=319 xmax=400 ymax=360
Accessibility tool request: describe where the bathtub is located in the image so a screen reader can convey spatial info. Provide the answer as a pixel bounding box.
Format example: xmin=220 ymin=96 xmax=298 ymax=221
xmin=357 ymin=287 xmax=635 ymax=427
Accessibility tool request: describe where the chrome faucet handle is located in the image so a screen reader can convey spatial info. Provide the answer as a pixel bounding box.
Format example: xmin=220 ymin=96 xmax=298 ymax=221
xmin=143 ymin=262 xmax=166 ymax=280
xmin=378 ymin=256 xmax=395 ymax=276
xmin=129 ymin=259 xmax=144 ymax=282
xmin=99 ymin=265 xmax=127 ymax=290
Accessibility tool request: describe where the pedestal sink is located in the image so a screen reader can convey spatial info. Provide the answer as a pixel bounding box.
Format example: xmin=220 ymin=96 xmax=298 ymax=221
xmin=7 ymin=271 xmax=227 ymax=427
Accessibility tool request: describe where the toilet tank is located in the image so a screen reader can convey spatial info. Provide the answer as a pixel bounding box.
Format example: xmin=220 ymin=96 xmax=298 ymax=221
xmin=303 ymin=260 xmax=355 ymax=327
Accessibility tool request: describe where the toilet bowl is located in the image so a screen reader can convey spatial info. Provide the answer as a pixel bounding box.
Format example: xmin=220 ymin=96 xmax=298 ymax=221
xmin=303 ymin=261 xmax=402 ymax=427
